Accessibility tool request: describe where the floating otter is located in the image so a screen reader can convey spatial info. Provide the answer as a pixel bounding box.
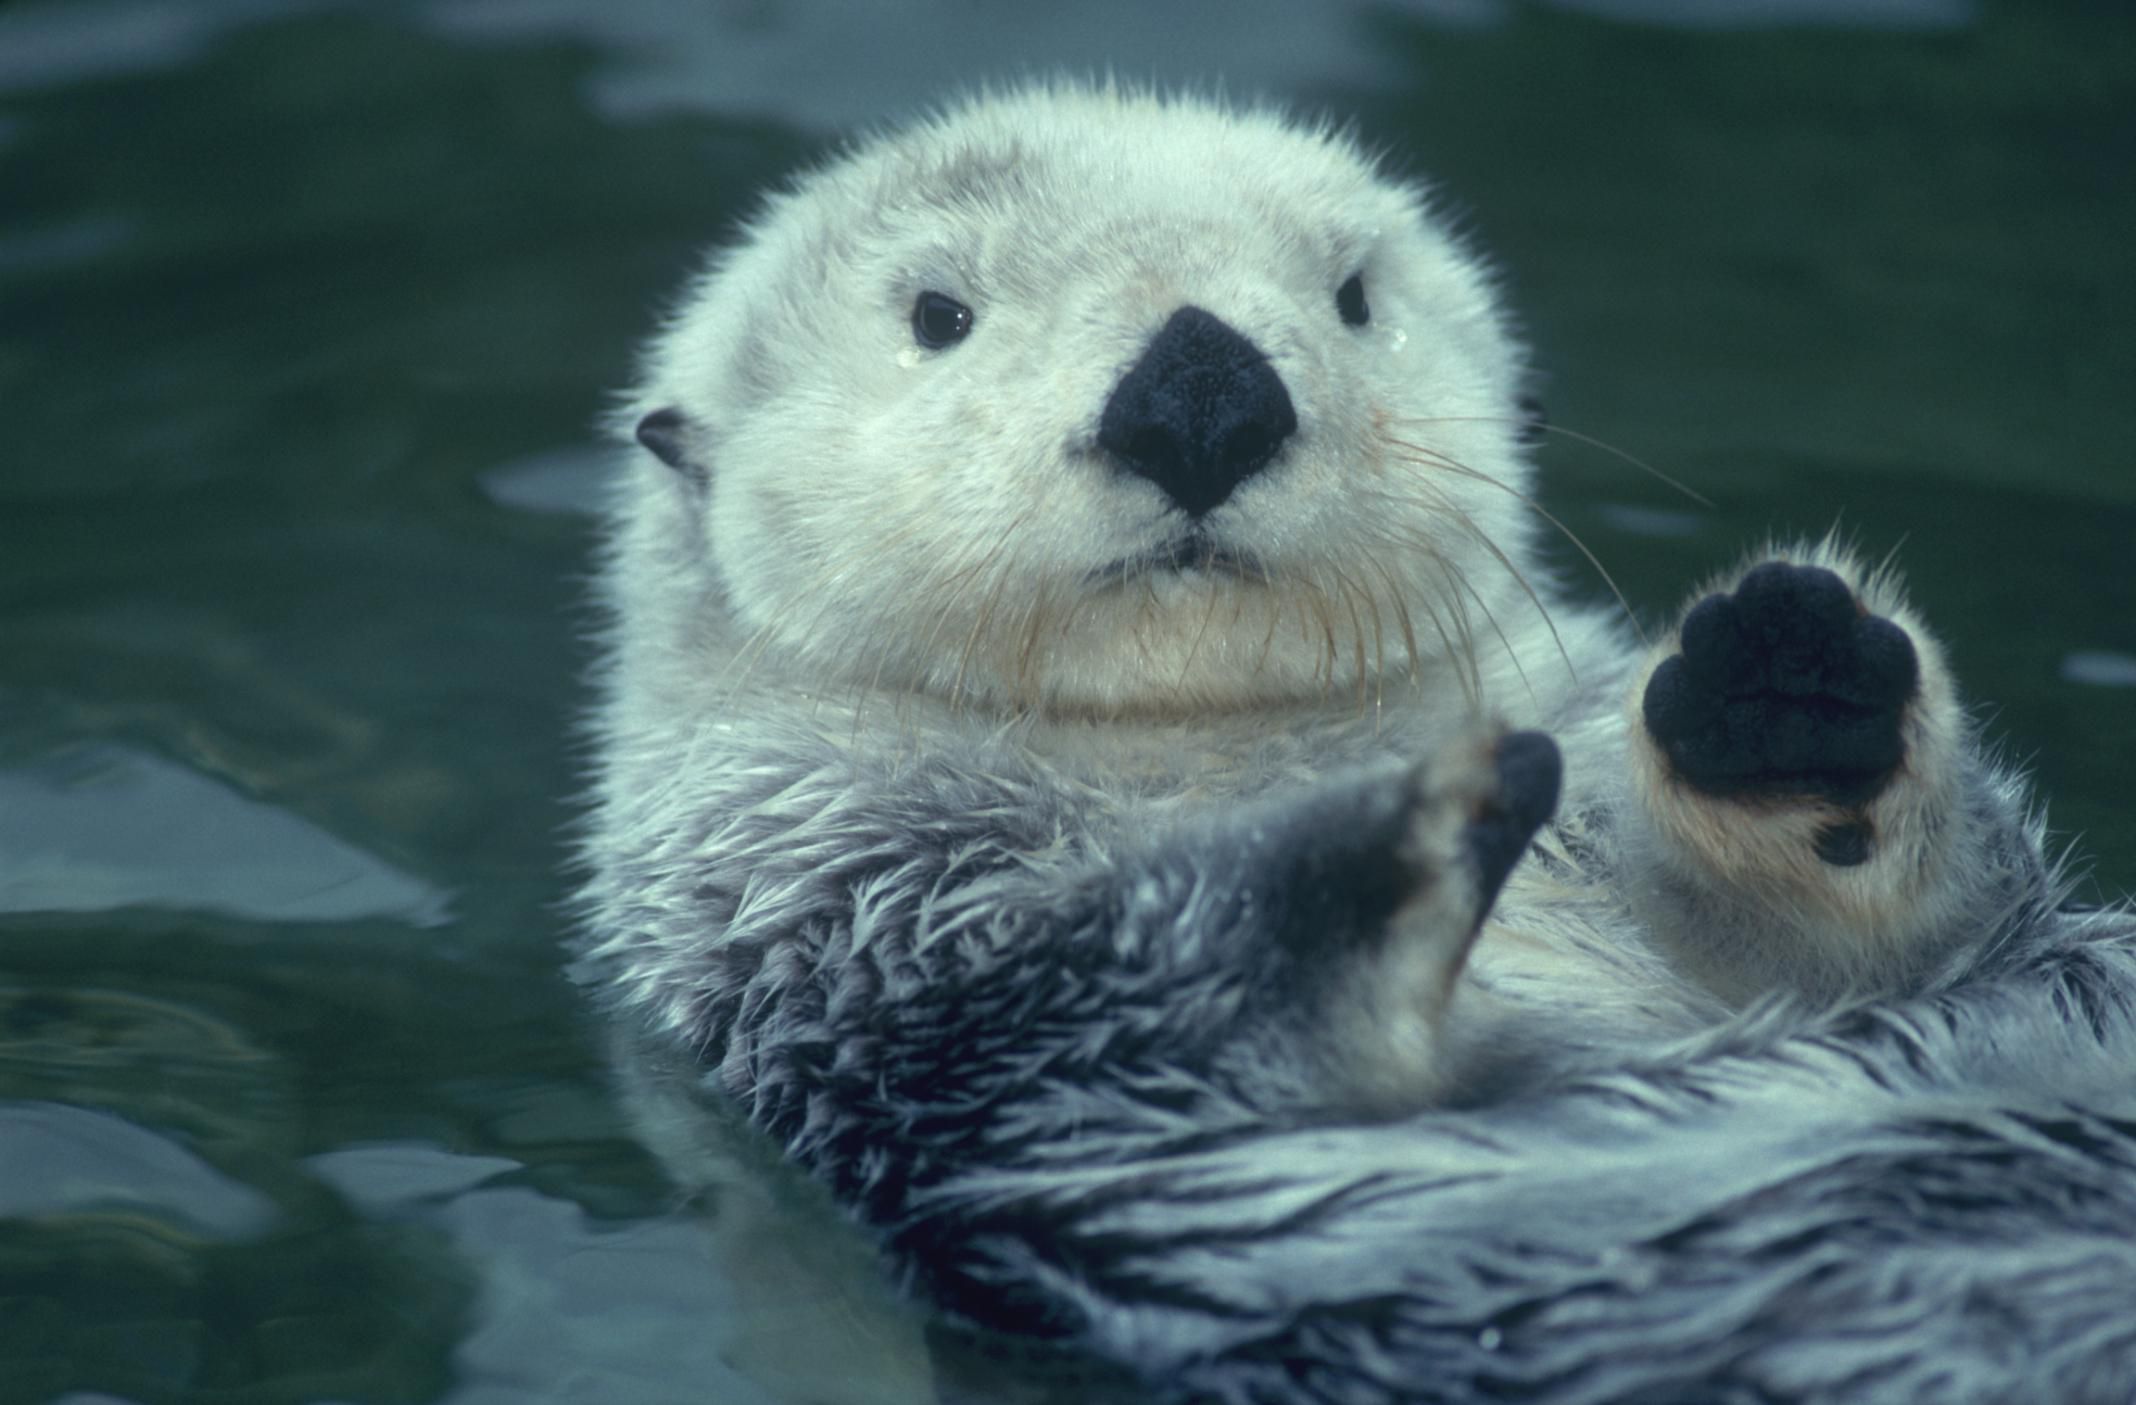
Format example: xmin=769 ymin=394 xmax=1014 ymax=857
xmin=575 ymin=85 xmax=2136 ymax=1403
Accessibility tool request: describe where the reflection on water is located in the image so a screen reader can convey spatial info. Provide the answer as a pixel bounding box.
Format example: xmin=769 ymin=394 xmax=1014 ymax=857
xmin=0 ymin=215 xmax=132 ymax=277
xmin=2 ymin=0 xmax=2130 ymax=1401
xmin=2063 ymin=651 xmax=2136 ymax=690
xmin=310 ymin=1145 xmax=793 ymax=1405
xmin=0 ymin=745 xmax=451 ymax=927
xmin=1591 ymin=502 xmax=1705 ymax=540
xmin=0 ymin=1102 xmax=277 ymax=1236
xmin=1550 ymin=0 xmax=1973 ymax=28
xmin=0 ymin=0 xmax=1991 ymax=122
xmin=0 ymin=0 xmax=336 ymax=92
xmin=477 ymin=444 xmax=618 ymax=518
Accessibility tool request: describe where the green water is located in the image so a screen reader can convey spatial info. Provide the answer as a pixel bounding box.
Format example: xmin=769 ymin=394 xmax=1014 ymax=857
xmin=1 ymin=4 xmax=2130 ymax=1402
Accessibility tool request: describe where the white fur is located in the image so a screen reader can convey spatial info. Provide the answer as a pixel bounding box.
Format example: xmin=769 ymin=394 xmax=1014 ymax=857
xmin=621 ymin=83 xmax=1547 ymax=720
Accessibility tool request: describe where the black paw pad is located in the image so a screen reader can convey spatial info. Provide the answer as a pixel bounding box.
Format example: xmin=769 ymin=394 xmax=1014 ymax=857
xmin=1643 ymin=562 xmax=1918 ymax=808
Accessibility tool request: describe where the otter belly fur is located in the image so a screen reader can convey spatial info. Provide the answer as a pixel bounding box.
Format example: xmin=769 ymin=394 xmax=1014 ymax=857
xmin=574 ymin=85 xmax=2136 ymax=1403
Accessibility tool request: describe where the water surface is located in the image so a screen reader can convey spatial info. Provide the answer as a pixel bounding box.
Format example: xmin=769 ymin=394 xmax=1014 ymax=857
xmin=3 ymin=3 xmax=2131 ymax=1401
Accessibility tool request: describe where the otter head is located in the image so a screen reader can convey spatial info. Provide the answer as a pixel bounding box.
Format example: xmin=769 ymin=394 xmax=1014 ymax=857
xmin=625 ymin=84 xmax=1541 ymax=717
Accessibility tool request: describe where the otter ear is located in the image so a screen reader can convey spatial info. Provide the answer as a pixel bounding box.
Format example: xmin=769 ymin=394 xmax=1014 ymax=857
xmin=635 ymin=407 xmax=708 ymax=487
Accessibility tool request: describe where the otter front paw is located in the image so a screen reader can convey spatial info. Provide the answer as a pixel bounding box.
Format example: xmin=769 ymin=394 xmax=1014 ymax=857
xmin=1264 ymin=731 xmax=1562 ymax=947
xmin=1627 ymin=550 xmax=1980 ymax=998
xmin=1642 ymin=562 xmax=1919 ymax=821
xmin=1242 ymin=731 xmax=1560 ymax=1109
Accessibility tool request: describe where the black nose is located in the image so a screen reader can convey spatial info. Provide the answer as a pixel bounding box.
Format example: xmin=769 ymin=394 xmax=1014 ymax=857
xmin=1097 ymin=306 xmax=1297 ymax=518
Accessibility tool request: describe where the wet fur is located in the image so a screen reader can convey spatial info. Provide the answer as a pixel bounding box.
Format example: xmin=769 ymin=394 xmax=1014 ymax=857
xmin=574 ymin=85 xmax=2136 ymax=1403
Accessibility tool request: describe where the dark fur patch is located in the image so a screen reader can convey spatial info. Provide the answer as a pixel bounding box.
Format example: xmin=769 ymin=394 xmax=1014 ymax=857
xmin=635 ymin=406 xmax=704 ymax=484
xmin=1815 ymin=818 xmax=1874 ymax=866
xmin=1468 ymin=731 xmax=1562 ymax=903
xmin=1643 ymin=562 xmax=1918 ymax=806
xmin=1517 ymin=392 xmax=1548 ymax=447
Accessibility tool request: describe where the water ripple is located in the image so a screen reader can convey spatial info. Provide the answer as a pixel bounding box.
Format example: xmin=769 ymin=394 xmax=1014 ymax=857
xmin=0 ymin=743 xmax=453 ymax=927
xmin=0 ymin=1099 xmax=278 ymax=1238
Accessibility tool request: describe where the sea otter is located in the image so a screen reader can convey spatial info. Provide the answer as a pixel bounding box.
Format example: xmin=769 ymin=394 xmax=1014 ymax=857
xmin=574 ymin=85 xmax=2136 ymax=1403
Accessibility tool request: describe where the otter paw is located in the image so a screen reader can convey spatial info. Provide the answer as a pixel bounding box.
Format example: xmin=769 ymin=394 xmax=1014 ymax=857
xmin=1643 ymin=562 xmax=1918 ymax=812
xmin=1462 ymin=731 xmax=1562 ymax=907
xmin=1262 ymin=732 xmax=1562 ymax=949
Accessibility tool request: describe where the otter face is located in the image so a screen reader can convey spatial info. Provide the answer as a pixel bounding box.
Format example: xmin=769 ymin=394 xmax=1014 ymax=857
xmin=631 ymin=86 xmax=1540 ymax=716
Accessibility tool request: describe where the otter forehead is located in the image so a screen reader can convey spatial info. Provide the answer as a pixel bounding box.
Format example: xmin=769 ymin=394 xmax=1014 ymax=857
xmin=649 ymin=87 xmax=1496 ymax=428
xmin=793 ymin=94 xmax=1404 ymax=321
xmin=872 ymin=88 xmax=1394 ymax=232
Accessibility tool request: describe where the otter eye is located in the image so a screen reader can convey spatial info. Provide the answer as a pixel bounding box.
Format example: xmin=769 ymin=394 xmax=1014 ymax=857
xmin=911 ymin=291 xmax=974 ymax=349
xmin=1336 ymin=272 xmax=1370 ymax=327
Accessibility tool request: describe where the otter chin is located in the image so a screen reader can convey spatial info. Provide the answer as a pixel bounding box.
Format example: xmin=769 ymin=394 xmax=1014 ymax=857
xmin=576 ymin=82 xmax=2134 ymax=1405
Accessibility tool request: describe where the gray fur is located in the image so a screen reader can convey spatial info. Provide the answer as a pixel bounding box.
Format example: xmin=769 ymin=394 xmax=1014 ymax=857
xmin=575 ymin=698 xmax=2135 ymax=1400
xmin=915 ymin=910 xmax=2136 ymax=1404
